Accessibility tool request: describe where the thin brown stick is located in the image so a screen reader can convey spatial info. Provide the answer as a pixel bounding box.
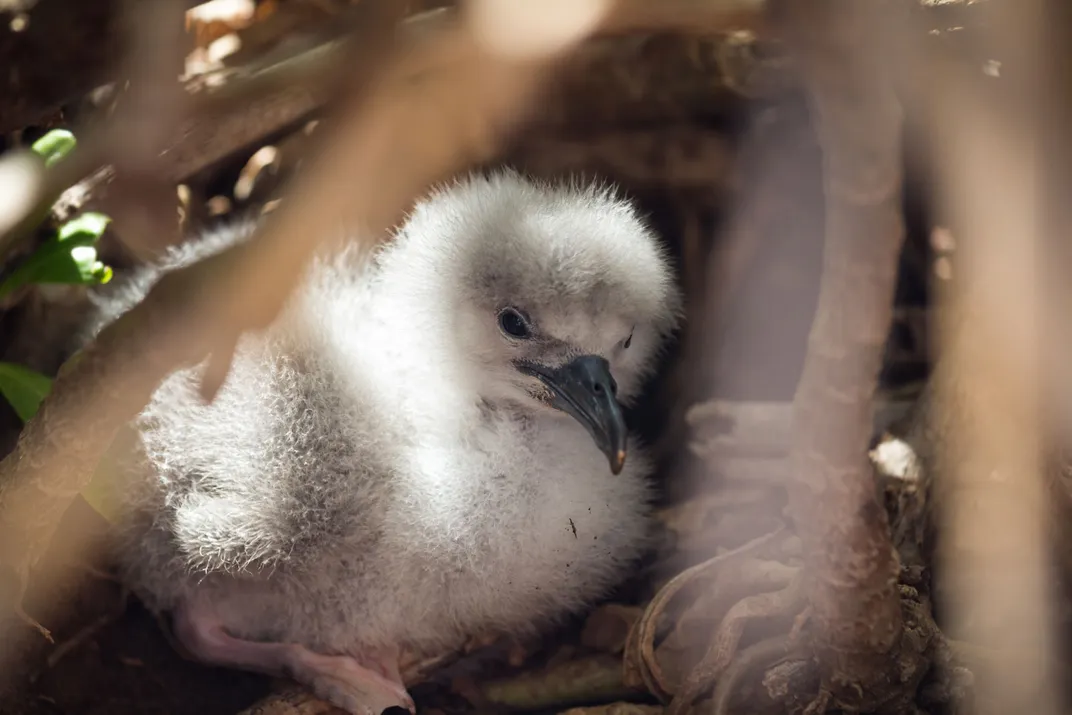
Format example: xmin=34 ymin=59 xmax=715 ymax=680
xmin=95 ymin=0 xmax=191 ymax=258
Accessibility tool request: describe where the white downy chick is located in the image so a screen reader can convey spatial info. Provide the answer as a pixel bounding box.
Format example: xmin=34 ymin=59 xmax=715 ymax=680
xmin=91 ymin=170 xmax=682 ymax=715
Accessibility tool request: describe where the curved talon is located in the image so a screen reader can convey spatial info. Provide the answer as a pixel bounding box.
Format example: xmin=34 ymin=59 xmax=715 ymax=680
xmin=625 ymin=528 xmax=788 ymax=699
xmin=802 ymin=688 xmax=832 ymax=715
xmin=711 ymin=636 xmax=798 ymax=715
xmin=666 ymin=576 xmax=805 ymax=715
xmin=788 ymin=605 xmax=813 ymax=643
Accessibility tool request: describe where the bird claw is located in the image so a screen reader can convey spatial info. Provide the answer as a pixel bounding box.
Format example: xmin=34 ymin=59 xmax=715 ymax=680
xmin=289 ymin=649 xmax=415 ymax=715
xmin=306 ymin=671 xmax=413 ymax=715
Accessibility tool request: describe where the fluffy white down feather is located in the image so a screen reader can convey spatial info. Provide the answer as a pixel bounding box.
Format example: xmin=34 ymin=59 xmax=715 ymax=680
xmin=89 ymin=170 xmax=682 ymax=657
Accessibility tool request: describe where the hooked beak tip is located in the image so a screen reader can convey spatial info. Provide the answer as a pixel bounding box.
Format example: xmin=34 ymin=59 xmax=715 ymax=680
xmin=518 ymin=355 xmax=629 ymax=476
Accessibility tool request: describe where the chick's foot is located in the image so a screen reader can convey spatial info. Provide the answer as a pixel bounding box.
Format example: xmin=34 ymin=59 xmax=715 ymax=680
xmin=173 ymin=599 xmax=414 ymax=715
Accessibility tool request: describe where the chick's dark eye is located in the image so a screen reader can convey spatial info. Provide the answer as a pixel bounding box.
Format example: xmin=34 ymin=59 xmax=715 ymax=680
xmin=498 ymin=308 xmax=530 ymax=339
xmin=622 ymin=328 xmax=634 ymax=350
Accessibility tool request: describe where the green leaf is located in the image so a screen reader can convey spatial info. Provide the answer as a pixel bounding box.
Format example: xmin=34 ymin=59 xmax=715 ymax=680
xmin=30 ymin=129 xmax=77 ymax=168
xmin=0 ymin=362 xmax=52 ymax=423
xmin=0 ymin=355 xmax=123 ymax=525
xmin=69 ymin=245 xmax=113 ymax=284
xmin=58 ymin=212 xmax=110 ymax=243
xmin=0 ymin=212 xmax=113 ymax=298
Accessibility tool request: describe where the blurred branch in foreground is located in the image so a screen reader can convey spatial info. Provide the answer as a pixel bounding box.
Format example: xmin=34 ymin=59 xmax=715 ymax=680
xmin=0 ymin=0 xmax=620 ymax=660
xmin=0 ymin=0 xmax=990 ymax=270
xmin=0 ymin=0 xmax=405 ymax=265
xmin=909 ymin=0 xmax=1059 ymax=711
xmin=0 ymin=0 xmax=767 ymax=137
xmin=0 ymin=1 xmax=1023 ymax=713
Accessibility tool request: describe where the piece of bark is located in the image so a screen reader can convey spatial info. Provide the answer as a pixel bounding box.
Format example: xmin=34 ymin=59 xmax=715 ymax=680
xmin=709 ymin=635 xmax=797 ymax=715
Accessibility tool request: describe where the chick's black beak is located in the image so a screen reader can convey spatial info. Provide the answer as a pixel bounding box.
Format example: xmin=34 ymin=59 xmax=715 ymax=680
xmin=519 ymin=355 xmax=628 ymax=475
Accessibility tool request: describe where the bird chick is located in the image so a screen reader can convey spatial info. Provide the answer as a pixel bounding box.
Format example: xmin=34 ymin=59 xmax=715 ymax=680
xmin=91 ymin=170 xmax=682 ymax=715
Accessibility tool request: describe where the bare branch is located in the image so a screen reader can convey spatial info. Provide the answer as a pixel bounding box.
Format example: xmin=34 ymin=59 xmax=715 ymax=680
xmin=0 ymin=142 xmax=109 ymax=264
xmin=94 ymin=0 xmax=191 ymax=258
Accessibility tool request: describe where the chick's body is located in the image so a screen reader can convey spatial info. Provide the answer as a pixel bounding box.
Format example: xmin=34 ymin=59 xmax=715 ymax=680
xmin=97 ymin=172 xmax=681 ymax=714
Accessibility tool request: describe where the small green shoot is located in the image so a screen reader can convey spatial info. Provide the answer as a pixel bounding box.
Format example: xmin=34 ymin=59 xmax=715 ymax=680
xmin=0 ymin=362 xmax=51 ymax=423
xmin=30 ymin=129 xmax=77 ymax=168
xmin=0 ymin=212 xmax=114 ymax=299
xmin=1 ymin=125 xmax=121 ymax=522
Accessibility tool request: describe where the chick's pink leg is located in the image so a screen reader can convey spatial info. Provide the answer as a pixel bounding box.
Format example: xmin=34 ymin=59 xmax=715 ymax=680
xmin=173 ymin=599 xmax=414 ymax=715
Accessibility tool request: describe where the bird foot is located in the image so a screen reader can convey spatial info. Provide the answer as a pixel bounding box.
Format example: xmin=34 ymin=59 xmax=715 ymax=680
xmin=288 ymin=649 xmax=415 ymax=715
xmin=173 ymin=599 xmax=414 ymax=715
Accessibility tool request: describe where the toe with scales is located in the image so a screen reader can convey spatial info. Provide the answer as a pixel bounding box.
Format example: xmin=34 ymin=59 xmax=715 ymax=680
xmin=173 ymin=599 xmax=414 ymax=715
